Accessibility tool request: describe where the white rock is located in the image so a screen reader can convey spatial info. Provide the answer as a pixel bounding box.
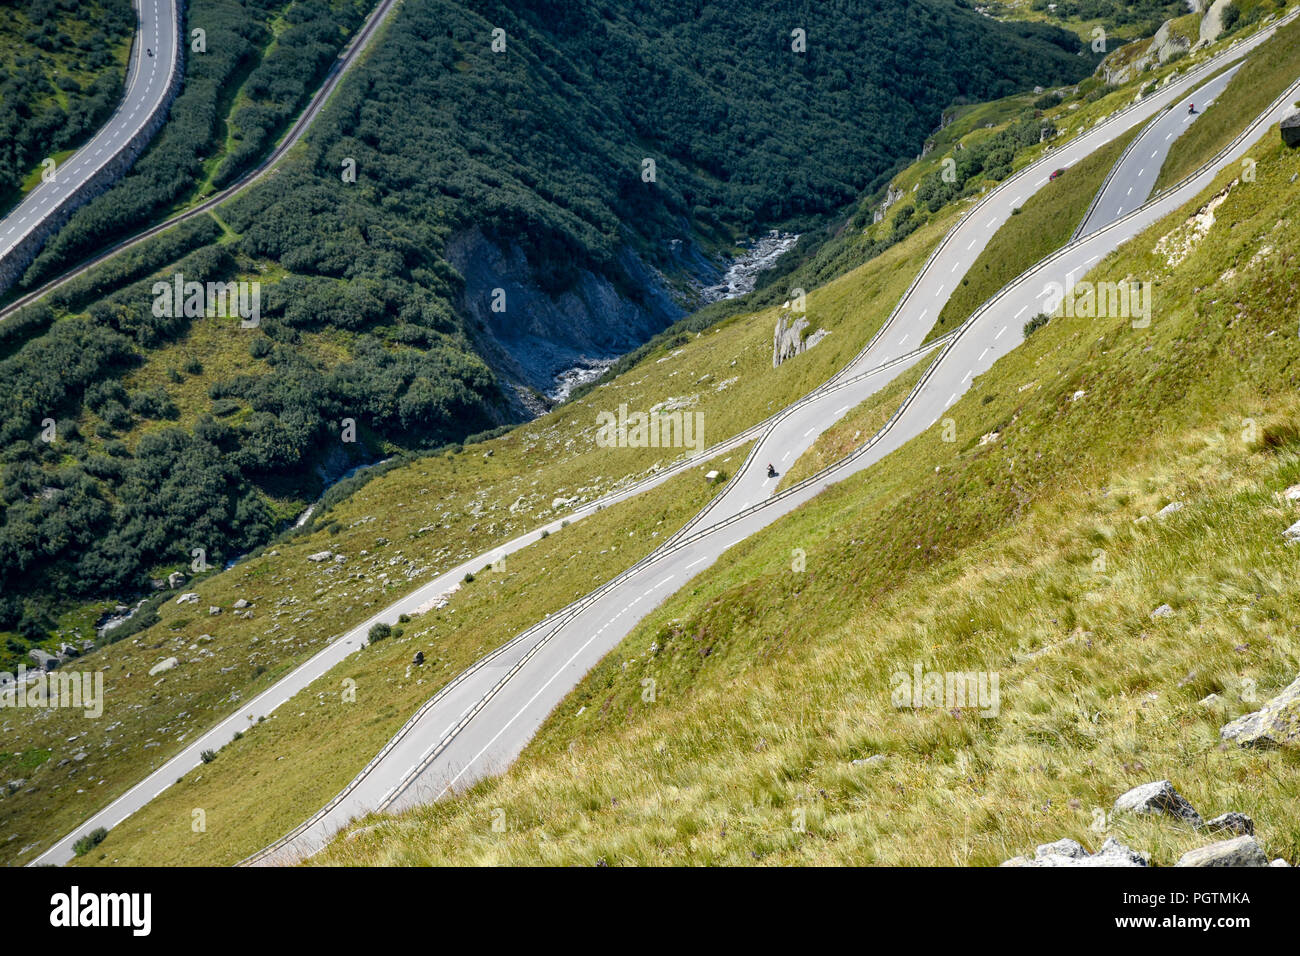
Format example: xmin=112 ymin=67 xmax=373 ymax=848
xmin=148 ymin=657 xmax=179 ymax=677
xmin=1114 ymin=780 xmax=1202 ymax=826
xmin=1175 ymin=835 xmax=1268 ymax=867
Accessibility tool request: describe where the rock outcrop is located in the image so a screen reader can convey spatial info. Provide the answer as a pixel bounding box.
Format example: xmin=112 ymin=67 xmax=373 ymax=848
xmin=772 ymin=307 xmax=829 ymax=368
xmin=1219 ymin=673 xmax=1300 ymax=748
xmin=1198 ymin=0 xmax=1234 ymax=45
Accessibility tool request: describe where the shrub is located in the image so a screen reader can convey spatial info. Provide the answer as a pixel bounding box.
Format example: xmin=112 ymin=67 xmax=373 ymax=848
xmin=367 ymin=622 xmax=392 ymax=644
xmin=72 ymin=827 xmax=109 ymax=856
xmin=1024 ymin=312 xmax=1051 ymax=337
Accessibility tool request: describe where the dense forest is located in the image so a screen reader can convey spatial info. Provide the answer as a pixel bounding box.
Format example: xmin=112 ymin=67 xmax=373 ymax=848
xmin=0 ymin=0 xmax=134 ymax=213
xmin=0 ymin=0 xmax=1098 ymax=654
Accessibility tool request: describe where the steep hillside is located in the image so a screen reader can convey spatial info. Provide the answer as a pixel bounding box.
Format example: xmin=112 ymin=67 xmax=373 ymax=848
xmin=0 ymin=0 xmax=1094 ymax=655
xmin=313 ymin=125 xmax=1300 ymax=867
xmin=0 ymin=0 xmax=134 ymax=214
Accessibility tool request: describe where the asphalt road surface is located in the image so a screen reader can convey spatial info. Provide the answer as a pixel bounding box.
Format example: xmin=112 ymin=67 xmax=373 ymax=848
xmin=28 ymin=8 xmax=1299 ymax=867
xmin=1075 ymin=61 xmax=1244 ymax=237
xmin=0 ymin=0 xmax=180 ymax=278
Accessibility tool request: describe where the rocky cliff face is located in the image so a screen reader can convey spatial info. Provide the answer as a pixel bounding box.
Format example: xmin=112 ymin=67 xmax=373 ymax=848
xmin=446 ymin=226 xmax=717 ymax=418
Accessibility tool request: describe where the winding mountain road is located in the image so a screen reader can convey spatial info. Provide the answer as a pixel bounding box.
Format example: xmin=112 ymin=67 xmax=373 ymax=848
xmin=243 ymin=20 xmax=1299 ymax=865
xmin=27 ymin=7 xmax=1299 ymax=867
xmin=1075 ymin=60 xmax=1243 ymax=237
xmin=0 ymin=0 xmax=180 ymax=290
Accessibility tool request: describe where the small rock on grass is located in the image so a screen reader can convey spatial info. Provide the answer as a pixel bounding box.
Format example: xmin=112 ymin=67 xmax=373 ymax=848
xmin=1220 ymin=673 xmax=1300 ymax=748
xmin=1113 ymin=780 xmax=1203 ymax=827
xmin=1175 ymin=835 xmax=1268 ymax=868
xmin=1200 ymin=812 xmax=1254 ymax=836
xmin=1001 ymin=837 xmax=1146 ymax=867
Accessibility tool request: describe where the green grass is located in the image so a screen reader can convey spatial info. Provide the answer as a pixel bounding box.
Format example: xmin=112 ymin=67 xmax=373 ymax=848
xmin=1154 ymin=14 xmax=1300 ymax=191
xmin=312 ymin=130 xmax=1300 ymax=867
xmin=67 ymin=443 xmax=751 ymax=866
xmin=13 ymin=13 xmax=1291 ymax=863
xmin=924 ymin=125 xmax=1141 ymax=343
xmin=0 ymin=201 xmax=960 ymax=866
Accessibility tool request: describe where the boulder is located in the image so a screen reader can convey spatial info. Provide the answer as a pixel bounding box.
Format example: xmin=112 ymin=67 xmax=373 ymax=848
xmin=1176 ymin=835 xmax=1268 ymax=867
xmin=232 ymin=598 xmax=251 ymax=609
xmin=1200 ymin=812 xmax=1254 ymax=836
xmin=412 ymin=651 xmax=425 ymax=666
xmin=167 ymin=571 xmax=186 ymax=589
xmin=1219 ymin=673 xmax=1300 ymax=748
xmin=148 ymin=657 xmax=179 ymax=677
xmin=1282 ymin=112 xmax=1300 ymax=149
xmin=175 ymin=592 xmax=199 ymax=605
xmin=27 ymin=649 xmax=58 ymax=671
xmin=1114 ymin=780 xmax=1203 ymax=826
xmin=307 ymin=551 xmax=333 ymax=563
xmin=1002 ymin=836 xmax=1147 ymax=867
xmin=1199 ymin=0 xmax=1234 ymax=45
xmin=1155 ymin=501 xmax=1184 ymax=519
xmin=1150 ymin=603 xmax=1174 ymax=619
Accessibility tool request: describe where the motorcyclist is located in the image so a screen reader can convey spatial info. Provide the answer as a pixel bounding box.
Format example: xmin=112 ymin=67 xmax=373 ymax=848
xmin=766 ymin=463 xmax=777 ymax=477
xmin=1188 ymin=102 xmax=1195 ymax=114
xmin=146 ymin=48 xmax=153 ymax=57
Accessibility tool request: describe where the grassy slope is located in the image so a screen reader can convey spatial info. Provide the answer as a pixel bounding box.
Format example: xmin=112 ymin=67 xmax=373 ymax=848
xmin=1154 ymin=14 xmax=1300 ymax=191
xmin=925 ymin=125 xmax=1141 ymax=342
xmin=315 ymin=130 xmax=1300 ymax=867
xmin=12 ymin=10 xmax=1288 ymax=862
xmin=68 ymin=443 xmax=751 ymax=865
xmin=0 ymin=203 xmax=958 ymax=865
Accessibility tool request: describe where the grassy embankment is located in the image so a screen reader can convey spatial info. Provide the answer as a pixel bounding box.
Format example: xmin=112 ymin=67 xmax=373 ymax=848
xmin=1154 ymin=13 xmax=1300 ymax=190
xmin=316 ymin=130 xmax=1300 ymax=866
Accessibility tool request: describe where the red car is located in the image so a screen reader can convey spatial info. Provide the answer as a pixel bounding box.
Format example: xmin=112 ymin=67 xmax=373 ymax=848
xmin=1049 ymin=168 xmax=1065 ymax=181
